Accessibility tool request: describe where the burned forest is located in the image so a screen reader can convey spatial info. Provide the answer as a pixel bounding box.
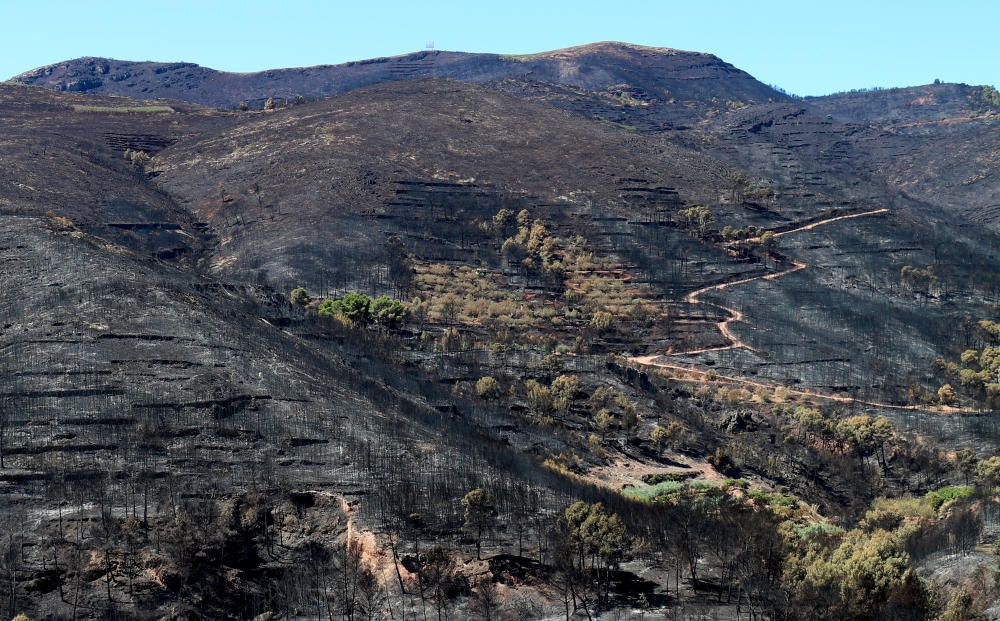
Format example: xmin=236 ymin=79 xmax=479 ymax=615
xmin=3 ymin=40 xmax=1000 ymax=620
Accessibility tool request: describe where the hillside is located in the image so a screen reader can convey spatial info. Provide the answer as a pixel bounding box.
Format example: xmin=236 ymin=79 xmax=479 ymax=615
xmin=149 ymin=78 xmax=734 ymax=285
xmin=3 ymin=44 xmax=1000 ymax=620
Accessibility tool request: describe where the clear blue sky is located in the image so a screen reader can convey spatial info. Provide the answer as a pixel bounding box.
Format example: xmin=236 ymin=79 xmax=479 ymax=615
xmin=3 ymin=0 xmax=996 ymax=96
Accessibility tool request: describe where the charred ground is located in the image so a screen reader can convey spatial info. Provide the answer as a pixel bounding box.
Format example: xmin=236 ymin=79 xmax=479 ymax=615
xmin=2 ymin=43 xmax=1000 ymax=620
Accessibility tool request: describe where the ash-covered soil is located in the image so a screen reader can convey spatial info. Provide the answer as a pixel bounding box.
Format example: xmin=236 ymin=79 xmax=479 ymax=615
xmin=4 ymin=42 xmax=1000 ymax=619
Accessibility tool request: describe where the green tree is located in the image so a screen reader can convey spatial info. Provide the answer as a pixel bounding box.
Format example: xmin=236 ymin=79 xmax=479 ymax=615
xmin=679 ymin=206 xmax=714 ymax=238
xmin=371 ymin=295 xmax=408 ymax=329
xmin=760 ymin=230 xmax=778 ymax=254
xmin=319 ymin=292 xmax=372 ymax=327
xmin=525 ymin=380 xmax=553 ymax=415
xmin=979 ymin=320 xmax=1000 ymax=340
xmin=462 ymin=489 xmax=497 ymax=560
xmin=938 ymin=588 xmax=977 ymax=621
xmin=561 ymin=502 xmax=631 ymax=606
xmin=836 ymin=415 xmax=894 ymax=471
xmin=491 ymin=208 xmax=515 ymax=238
xmin=516 ymin=209 xmax=531 ymax=227
xmin=961 ymin=349 xmax=981 ymax=366
xmin=594 ymin=409 xmax=614 ymax=438
xmin=789 ymin=529 xmax=917 ymax=620
xmin=551 ymin=374 xmax=580 ymax=412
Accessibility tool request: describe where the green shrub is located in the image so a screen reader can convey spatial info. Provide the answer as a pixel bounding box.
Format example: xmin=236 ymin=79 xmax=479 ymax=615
xmin=124 ymin=148 xmax=152 ymax=167
xmin=623 ymin=480 xmax=684 ymax=501
xmin=793 ymin=522 xmax=844 ymax=540
xmin=748 ymin=490 xmax=796 ymax=508
xmin=73 ymin=104 xmax=173 ymax=113
xmin=925 ymin=485 xmax=974 ymax=511
xmin=641 ymin=472 xmax=694 ymax=485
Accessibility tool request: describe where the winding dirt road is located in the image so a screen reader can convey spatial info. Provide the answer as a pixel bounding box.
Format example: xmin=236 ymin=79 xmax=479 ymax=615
xmin=624 ymin=208 xmax=970 ymax=412
xmin=740 ymin=208 xmax=890 ymax=243
xmin=627 ymin=354 xmax=943 ymax=411
xmin=675 ymin=260 xmax=807 ymax=355
xmin=669 ymin=209 xmax=889 ymax=356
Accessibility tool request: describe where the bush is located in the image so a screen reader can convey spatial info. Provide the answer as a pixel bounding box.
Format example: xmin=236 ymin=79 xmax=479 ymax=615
xmin=707 ymin=447 xmax=740 ymax=476
xmin=594 ymin=409 xmax=614 ymax=435
xmin=124 ymin=148 xmax=151 ymax=167
xmin=870 ymin=496 xmax=935 ymax=520
xmin=641 ymin=472 xmax=695 ymax=485
xmin=793 ymin=522 xmax=844 ymax=540
xmin=925 ymin=485 xmax=974 ymax=511
xmin=476 ymin=376 xmax=501 ymax=400
xmin=747 ymin=490 xmax=795 ymax=508
xmin=525 ymin=380 xmax=553 ymax=413
xmin=290 ymin=287 xmax=311 ymax=305
xmin=551 ymin=374 xmax=580 ymax=411
xmin=650 ymin=425 xmax=669 ymax=450
xmin=860 ymin=508 xmax=904 ymax=532
xmin=623 ymin=479 xmax=684 ymax=501
xmin=590 ymin=311 xmax=613 ymax=331
xmin=937 ymin=383 xmax=957 ymax=405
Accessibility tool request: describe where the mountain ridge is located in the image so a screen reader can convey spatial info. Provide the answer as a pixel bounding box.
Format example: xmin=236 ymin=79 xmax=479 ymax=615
xmin=9 ymin=41 xmax=786 ymax=110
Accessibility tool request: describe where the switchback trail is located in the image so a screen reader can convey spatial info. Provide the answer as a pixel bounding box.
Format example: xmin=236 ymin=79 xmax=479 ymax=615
xmin=624 ymin=208 xmax=976 ymax=413
xmin=669 ymin=208 xmax=888 ymax=356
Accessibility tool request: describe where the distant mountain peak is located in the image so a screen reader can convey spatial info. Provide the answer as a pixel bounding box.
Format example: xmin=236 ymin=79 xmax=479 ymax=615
xmin=8 ymin=42 xmax=780 ymax=109
xmin=508 ymin=41 xmax=696 ymax=60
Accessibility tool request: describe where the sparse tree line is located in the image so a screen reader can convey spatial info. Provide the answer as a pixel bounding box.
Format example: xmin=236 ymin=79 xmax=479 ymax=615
xmin=935 ymin=319 xmax=1000 ymax=408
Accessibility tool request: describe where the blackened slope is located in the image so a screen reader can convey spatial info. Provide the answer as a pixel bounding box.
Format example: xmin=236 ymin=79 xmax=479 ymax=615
xmin=804 ymin=82 xmax=998 ymax=124
xmin=800 ymin=84 xmax=1000 ymax=228
xmin=150 ymin=78 xmax=737 ymax=286
xmin=0 ymin=83 xmax=237 ymax=262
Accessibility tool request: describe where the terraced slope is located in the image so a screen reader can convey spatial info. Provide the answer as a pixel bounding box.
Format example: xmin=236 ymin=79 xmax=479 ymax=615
xmin=149 ymin=78 xmax=739 ymax=287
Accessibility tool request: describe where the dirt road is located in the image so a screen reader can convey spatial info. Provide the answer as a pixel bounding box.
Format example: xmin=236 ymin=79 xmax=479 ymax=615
xmin=625 ymin=208 xmax=975 ymax=413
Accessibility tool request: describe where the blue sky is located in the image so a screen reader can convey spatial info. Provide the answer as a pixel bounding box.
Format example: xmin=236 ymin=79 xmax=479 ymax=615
xmin=2 ymin=0 xmax=997 ymax=95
